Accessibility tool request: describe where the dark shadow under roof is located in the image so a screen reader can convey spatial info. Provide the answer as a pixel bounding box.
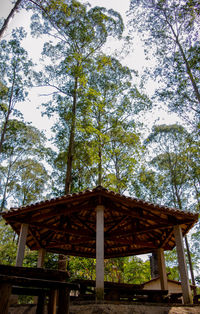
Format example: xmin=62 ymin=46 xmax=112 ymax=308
xmin=2 ymin=186 xmax=198 ymax=258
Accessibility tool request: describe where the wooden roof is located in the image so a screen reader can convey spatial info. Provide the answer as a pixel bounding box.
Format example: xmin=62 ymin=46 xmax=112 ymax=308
xmin=2 ymin=186 xmax=198 ymax=258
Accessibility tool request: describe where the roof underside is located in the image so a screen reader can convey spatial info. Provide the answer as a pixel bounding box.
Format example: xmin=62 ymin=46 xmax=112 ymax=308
xmin=2 ymin=186 xmax=198 ymax=259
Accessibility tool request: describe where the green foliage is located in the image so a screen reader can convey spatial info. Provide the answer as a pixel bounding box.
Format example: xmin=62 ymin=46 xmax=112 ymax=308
xmin=137 ymin=124 xmax=200 ymax=212
xmin=0 ymin=120 xmax=49 ymax=209
xmin=129 ymin=0 xmax=200 ymax=130
xmin=165 ymin=249 xmax=180 ymax=281
xmin=105 ymin=257 xmax=151 ymax=284
xmin=69 ymin=256 xmax=96 ymax=280
xmin=0 ymin=219 xmax=17 ymax=265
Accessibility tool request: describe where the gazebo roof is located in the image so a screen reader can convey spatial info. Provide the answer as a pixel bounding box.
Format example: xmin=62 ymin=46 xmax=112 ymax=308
xmin=2 ymin=186 xmax=198 ymax=259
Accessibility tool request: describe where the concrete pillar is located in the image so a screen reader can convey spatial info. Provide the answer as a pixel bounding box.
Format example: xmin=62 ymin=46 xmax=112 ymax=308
xmin=174 ymin=225 xmax=193 ymax=304
xmin=37 ymin=248 xmax=46 ymax=268
xmin=34 ymin=248 xmax=46 ymax=304
xmin=16 ymin=223 xmax=29 ymax=267
xmin=157 ymin=248 xmax=168 ymax=290
xmin=96 ymin=205 xmax=104 ymax=301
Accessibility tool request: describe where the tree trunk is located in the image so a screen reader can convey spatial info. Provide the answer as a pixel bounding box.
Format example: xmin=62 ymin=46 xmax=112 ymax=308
xmin=0 ymin=159 xmax=12 ymax=211
xmin=97 ymin=109 xmax=102 ymax=186
xmin=64 ymin=77 xmax=78 ymax=195
xmin=0 ymin=0 xmax=23 ymax=38
xmin=0 ymin=67 xmax=16 ymax=155
xmin=163 ymin=10 xmax=200 ymax=105
xmin=58 ymin=76 xmax=78 ymax=271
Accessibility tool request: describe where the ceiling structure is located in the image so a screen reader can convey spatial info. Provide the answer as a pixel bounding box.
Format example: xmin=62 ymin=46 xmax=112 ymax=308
xmin=2 ymin=186 xmax=198 ymax=259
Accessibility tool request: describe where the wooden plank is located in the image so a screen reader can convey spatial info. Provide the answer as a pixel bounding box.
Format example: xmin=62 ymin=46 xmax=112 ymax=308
xmin=12 ymin=287 xmax=47 ymax=296
xmin=0 ymin=274 xmax=78 ymax=290
xmin=36 ymin=292 xmax=46 ymax=314
xmin=0 ymin=265 xmax=69 ymax=281
xmin=58 ymin=287 xmax=70 ymax=314
xmin=0 ymin=283 xmax=12 ymax=314
xmin=48 ymin=289 xmax=57 ymax=314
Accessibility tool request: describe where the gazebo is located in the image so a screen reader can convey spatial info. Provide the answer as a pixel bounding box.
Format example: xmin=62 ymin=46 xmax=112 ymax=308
xmin=2 ymin=186 xmax=198 ymax=305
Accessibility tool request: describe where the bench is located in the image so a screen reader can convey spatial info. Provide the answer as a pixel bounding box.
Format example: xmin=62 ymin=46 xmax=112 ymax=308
xmin=0 ymin=265 xmax=78 ymax=314
xmin=71 ymin=279 xmax=168 ymax=303
xmin=108 ymin=289 xmax=169 ymax=303
xmin=168 ymin=292 xmax=183 ymax=303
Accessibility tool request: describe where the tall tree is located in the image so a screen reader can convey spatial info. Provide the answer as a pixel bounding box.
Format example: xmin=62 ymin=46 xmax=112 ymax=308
xmin=0 ymin=28 xmax=33 ymax=154
xmin=141 ymin=124 xmax=199 ymax=286
xmin=143 ymin=124 xmax=199 ymax=210
xmin=32 ymin=0 xmax=124 ymax=195
xmin=129 ymin=0 xmax=200 ymax=129
xmin=80 ymin=56 xmax=148 ymax=191
xmin=0 ymin=119 xmax=49 ymax=210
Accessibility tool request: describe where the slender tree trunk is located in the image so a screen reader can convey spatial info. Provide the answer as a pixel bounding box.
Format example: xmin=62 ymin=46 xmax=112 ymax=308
xmin=58 ymin=76 xmax=78 ymax=271
xmin=114 ymin=154 xmax=121 ymax=193
xmin=163 ymin=10 xmax=200 ymax=104
xmin=0 ymin=67 xmax=16 ymax=154
xmin=0 ymin=0 xmax=23 ymax=38
xmin=0 ymin=160 xmax=12 ymax=211
xmin=97 ymin=109 xmax=102 ymax=186
xmin=64 ymin=77 xmax=78 ymax=194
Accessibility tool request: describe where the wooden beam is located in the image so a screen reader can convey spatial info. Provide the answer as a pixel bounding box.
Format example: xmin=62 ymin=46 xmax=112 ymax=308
xmin=0 ymin=283 xmax=12 ymax=313
xmin=160 ymin=228 xmax=174 ymax=247
xmin=112 ymin=205 xmax=171 ymax=225
xmin=29 ymin=227 xmax=42 ymax=248
xmin=105 ymin=216 xmax=129 ymax=234
xmin=73 ymin=215 xmax=96 ymax=233
xmin=106 ymin=223 xmax=172 ymax=240
xmin=28 ymin=222 xmax=95 ymax=238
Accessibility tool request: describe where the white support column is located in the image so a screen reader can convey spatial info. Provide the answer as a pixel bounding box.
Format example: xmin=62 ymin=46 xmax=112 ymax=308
xmin=174 ymin=225 xmax=193 ymax=304
xmin=96 ymin=205 xmax=104 ymax=301
xmin=157 ymin=248 xmax=168 ymax=290
xmin=16 ymin=223 xmax=29 ymax=267
xmin=37 ymin=248 xmax=46 ymax=268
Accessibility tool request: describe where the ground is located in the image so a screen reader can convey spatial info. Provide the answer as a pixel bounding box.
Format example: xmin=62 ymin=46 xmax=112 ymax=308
xmin=8 ymin=303 xmax=200 ymax=314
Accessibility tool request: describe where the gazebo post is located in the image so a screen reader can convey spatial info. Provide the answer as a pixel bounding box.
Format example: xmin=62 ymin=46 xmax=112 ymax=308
xmin=37 ymin=248 xmax=46 ymax=268
xmin=173 ymin=225 xmax=193 ymax=304
xmin=96 ymin=205 xmax=105 ymax=302
xmin=16 ymin=223 xmax=29 ymax=267
xmin=34 ymin=248 xmax=46 ymax=306
xmin=157 ymin=248 xmax=168 ymax=290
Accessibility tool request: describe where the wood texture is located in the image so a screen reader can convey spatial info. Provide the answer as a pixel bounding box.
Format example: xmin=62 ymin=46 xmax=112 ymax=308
xmin=0 ymin=283 xmax=12 ymax=314
xmin=2 ymin=186 xmax=198 ymax=258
